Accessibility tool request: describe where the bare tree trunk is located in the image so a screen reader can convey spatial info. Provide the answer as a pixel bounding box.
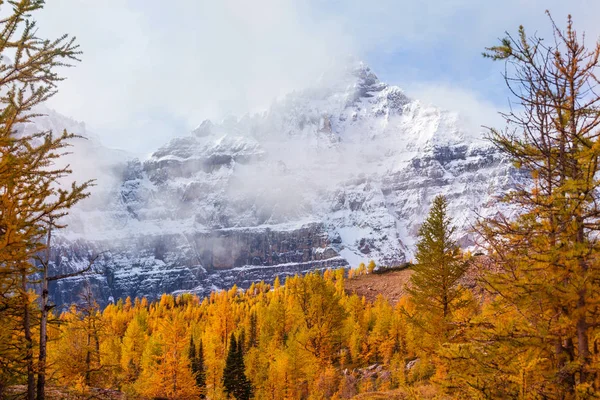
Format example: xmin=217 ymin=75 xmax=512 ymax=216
xmin=21 ymin=271 xmax=35 ymax=400
xmin=36 ymin=226 xmax=52 ymax=400
xmin=577 ymin=307 xmax=590 ymax=383
xmin=85 ymin=326 xmax=91 ymax=387
xmin=36 ymin=222 xmax=97 ymax=399
xmin=78 ymin=283 xmax=102 ymax=387
xmin=36 ymin=274 xmax=48 ymax=400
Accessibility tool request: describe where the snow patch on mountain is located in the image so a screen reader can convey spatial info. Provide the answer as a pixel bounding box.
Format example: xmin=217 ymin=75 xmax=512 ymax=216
xmin=31 ymin=61 xmax=520 ymax=305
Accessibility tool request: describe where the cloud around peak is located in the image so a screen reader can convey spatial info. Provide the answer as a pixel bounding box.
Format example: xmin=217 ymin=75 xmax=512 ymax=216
xmin=33 ymin=0 xmax=600 ymax=154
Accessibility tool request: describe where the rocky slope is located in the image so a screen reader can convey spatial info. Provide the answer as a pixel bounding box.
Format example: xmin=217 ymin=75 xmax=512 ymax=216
xmin=37 ymin=62 xmax=521 ymax=306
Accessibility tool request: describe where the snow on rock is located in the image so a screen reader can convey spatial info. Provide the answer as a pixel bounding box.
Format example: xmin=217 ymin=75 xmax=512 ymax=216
xmin=35 ymin=62 xmax=521 ymax=306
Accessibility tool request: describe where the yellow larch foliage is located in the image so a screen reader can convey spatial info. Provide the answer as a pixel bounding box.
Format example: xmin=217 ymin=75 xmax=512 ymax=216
xmin=135 ymin=314 xmax=200 ymax=399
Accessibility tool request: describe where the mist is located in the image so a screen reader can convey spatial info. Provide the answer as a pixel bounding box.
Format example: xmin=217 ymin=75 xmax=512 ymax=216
xmin=20 ymin=0 xmax=600 ymax=241
xmin=27 ymin=1 xmax=600 ymax=158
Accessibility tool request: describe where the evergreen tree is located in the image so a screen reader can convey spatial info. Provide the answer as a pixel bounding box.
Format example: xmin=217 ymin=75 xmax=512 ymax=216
xmin=223 ymin=334 xmax=238 ymax=398
xmin=234 ymin=335 xmax=252 ymax=400
xmin=195 ymin=339 xmax=206 ymax=397
xmin=189 ymin=336 xmax=206 ymax=397
xmin=238 ymin=330 xmax=246 ymax=355
xmin=248 ymin=312 xmax=258 ymax=348
xmin=407 ymin=195 xmax=468 ymax=320
xmin=223 ymin=333 xmax=252 ymax=400
xmin=188 ymin=335 xmax=196 ymax=368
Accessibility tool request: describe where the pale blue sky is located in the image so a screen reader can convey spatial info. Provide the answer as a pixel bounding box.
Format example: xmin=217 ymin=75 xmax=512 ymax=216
xmin=35 ymin=0 xmax=600 ymax=154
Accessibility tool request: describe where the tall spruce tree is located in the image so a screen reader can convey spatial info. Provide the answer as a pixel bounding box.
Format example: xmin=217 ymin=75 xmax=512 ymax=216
xmin=188 ymin=336 xmax=206 ymax=398
xmin=195 ymin=339 xmax=206 ymax=398
xmin=248 ymin=311 xmax=258 ymax=348
xmin=188 ymin=335 xmax=196 ymax=371
xmin=235 ymin=334 xmax=252 ymax=400
xmin=223 ymin=334 xmax=238 ymax=398
xmin=407 ymin=195 xmax=467 ymax=320
xmin=0 ymin=1 xmax=90 ymax=398
xmin=188 ymin=334 xmax=197 ymax=388
xmin=222 ymin=333 xmax=252 ymax=400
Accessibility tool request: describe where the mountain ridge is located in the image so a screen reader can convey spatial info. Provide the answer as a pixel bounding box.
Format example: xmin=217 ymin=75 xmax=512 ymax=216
xmin=36 ymin=62 xmax=519 ymax=306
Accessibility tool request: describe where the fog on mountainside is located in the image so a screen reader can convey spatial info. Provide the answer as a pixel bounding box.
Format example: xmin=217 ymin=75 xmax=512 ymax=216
xmin=35 ymin=61 xmax=520 ymax=306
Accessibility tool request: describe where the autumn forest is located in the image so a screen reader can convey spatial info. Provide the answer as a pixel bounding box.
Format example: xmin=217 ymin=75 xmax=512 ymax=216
xmin=3 ymin=1 xmax=600 ymax=399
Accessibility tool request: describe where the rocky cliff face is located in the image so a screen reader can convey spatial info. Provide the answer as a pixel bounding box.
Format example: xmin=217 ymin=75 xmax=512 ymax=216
xmin=37 ymin=62 xmax=521 ymax=307
xmin=48 ymin=224 xmax=347 ymax=306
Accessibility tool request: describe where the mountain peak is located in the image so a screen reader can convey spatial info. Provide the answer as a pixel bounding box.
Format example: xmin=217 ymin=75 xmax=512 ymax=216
xmin=192 ymin=119 xmax=213 ymax=137
xmin=42 ymin=60 xmax=515 ymax=306
xmin=349 ymin=61 xmax=381 ymax=87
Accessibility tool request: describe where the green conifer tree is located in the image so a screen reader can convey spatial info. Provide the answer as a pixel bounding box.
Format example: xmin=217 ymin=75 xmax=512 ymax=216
xmin=188 ymin=336 xmax=206 ymax=398
xmin=223 ymin=333 xmax=252 ymax=400
xmin=223 ymin=334 xmax=238 ymax=398
xmin=195 ymin=339 xmax=206 ymax=398
xmin=234 ymin=334 xmax=252 ymax=400
xmin=407 ymin=195 xmax=468 ymax=320
xmin=188 ymin=336 xmax=196 ymax=362
xmin=248 ymin=311 xmax=258 ymax=348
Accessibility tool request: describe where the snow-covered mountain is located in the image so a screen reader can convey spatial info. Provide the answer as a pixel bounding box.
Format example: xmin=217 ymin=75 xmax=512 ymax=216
xmin=41 ymin=62 xmax=520 ymax=306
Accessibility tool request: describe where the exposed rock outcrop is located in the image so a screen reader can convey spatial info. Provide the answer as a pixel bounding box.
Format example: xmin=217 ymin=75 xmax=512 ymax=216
xmin=35 ymin=62 xmax=520 ymax=306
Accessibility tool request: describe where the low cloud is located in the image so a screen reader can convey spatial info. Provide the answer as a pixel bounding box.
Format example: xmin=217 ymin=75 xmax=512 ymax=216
xmin=30 ymin=0 xmax=600 ymax=155
xmin=405 ymin=82 xmax=508 ymax=141
xmin=36 ymin=0 xmax=351 ymax=154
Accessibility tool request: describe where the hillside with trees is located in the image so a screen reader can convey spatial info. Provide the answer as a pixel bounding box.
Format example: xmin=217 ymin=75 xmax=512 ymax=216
xmin=2 ymin=1 xmax=600 ymax=399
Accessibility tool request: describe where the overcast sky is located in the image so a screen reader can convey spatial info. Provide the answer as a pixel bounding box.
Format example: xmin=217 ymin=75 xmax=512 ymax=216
xmin=35 ymin=0 xmax=600 ymax=155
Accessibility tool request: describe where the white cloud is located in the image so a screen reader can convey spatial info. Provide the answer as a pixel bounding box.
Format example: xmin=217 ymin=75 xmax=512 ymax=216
xmin=31 ymin=0 xmax=600 ymax=154
xmin=405 ymin=82 xmax=508 ymax=138
xmin=36 ymin=0 xmax=351 ymax=153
